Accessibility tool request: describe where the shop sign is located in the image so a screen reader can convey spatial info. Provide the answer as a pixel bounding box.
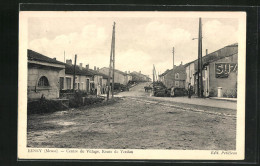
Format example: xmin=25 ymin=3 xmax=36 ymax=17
xmin=215 ymin=63 xmax=237 ymax=78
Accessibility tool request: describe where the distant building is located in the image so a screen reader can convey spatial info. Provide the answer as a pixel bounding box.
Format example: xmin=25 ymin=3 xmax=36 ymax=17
xmin=64 ymin=62 xmax=93 ymax=92
xmin=185 ymin=43 xmax=238 ymax=97
xmin=64 ymin=62 xmax=110 ymax=94
xmin=130 ymin=71 xmax=151 ymax=82
xmin=159 ymin=63 xmax=186 ymax=89
xmin=27 ymin=49 xmax=65 ymax=100
xmin=99 ymin=67 xmax=131 ymax=85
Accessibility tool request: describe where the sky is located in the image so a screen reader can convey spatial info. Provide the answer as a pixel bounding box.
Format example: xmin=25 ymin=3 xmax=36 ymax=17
xmin=27 ymin=12 xmax=239 ymax=78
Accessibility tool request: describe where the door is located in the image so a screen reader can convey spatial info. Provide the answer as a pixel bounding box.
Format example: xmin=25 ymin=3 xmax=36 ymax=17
xmin=86 ymin=79 xmax=90 ymax=92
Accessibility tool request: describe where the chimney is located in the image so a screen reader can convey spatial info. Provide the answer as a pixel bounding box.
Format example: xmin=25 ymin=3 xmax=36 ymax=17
xmin=139 ymin=71 xmax=141 ymax=74
xmin=206 ymin=49 xmax=208 ymax=55
xmin=53 ymin=57 xmax=56 ymax=60
xmin=94 ymin=66 xmax=96 ymax=71
xmin=181 ymin=61 xmax=183 ymax=65
xmin=97 ymin=67 xmax=99 ymax=71
xmin=79 ymin=63 xmax=83 ymax=70
xmin=86 ymin=64 xmax=89 ymax=70
xmin=128 ymin=71 xmax=130 ymax=74
xmin=172 ymin=47 xmax=175 ymax=69
xmin=66 ymin=59 xmax=72 ymax=65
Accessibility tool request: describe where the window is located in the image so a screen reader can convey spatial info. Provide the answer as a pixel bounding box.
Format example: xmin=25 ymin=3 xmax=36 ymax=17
xmin=38 ymin=76 xmax=49 ymax=87
xmin=66 ymin=77 xmax=72 ymax=89
xmin=175 ymin=73 xmax=179 ymax=79
xmin=59 ymin=77 xmax=64 ymax=90
xmin=175 ymin=81 xmax=179 ymax=87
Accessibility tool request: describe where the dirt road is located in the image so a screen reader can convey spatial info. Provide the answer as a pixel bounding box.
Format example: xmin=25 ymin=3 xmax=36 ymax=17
xmin=27 ymin=82 xmax=236 ymax=150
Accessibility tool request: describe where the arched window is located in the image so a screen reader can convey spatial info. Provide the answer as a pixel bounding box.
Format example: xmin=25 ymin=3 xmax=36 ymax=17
xmin=38 ymin=76 xmax=49 ymax=87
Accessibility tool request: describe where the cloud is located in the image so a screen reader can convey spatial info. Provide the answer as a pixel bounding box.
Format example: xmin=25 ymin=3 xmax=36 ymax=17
xmin=28 ymin=18 xmax=238 ymax=76
xmin=29 ymin=24 xmax=110 ymax=67
xmin=203 ymin=20 xmax=238 ymax=53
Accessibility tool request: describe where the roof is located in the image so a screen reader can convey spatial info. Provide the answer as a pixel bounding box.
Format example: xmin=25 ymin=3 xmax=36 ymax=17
xmin=184 ymin=43 xmax=238 ymax=67
xmin=28 ymin=49 xmax=64 ymax=65
xmin=65 ymin=64 xmax=93 ymax=76
xmin=130 ymin=71 xmax=150 ymax=79
xmin=65 ymin=65 xmax=110 ymax=78
xmin=101 ymin=67 xmax=128 ymax=76
xmin=88 ymin=69 xmax=111 ymax=79
xmin=159 ymin=69 xmax=171 ymax=77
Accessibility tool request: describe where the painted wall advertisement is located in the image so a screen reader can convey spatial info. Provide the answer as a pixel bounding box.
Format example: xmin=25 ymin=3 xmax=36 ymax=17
xmin=215 ymin=63 xmax=237 ymax=78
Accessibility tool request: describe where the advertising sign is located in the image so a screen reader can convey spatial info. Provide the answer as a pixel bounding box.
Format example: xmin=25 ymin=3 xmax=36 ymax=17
xmin=215 ymin=63 xmax=237 ymax=78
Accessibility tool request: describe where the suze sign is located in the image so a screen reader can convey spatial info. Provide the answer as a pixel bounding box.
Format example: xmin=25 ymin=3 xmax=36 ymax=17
xmin=215 ymin=63 xmax=237 ymax=78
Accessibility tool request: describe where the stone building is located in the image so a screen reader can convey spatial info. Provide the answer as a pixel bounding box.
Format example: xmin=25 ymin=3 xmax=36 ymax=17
xmin=185 ymin=43 xmax=238 ymax=97
xmin=64 ymin=62 xmax=109 ymax=94
xmin=159 ymin=63 xmax=186 ymax=89
xmin=64 ymin=61 xmax=93 ymax=92
xmin=130 ymin=71 xmax=151 ymax=82
xmin=27 ymin=49 xmax=65 ymax=100
xmin=99 ymin=67 xmax=130 ymax=85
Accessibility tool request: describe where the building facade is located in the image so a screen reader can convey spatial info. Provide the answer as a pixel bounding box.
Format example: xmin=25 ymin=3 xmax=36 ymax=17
xmin=130 ymin=71 xmax=151 ymax=82
xmin=27 ymin=49 xmax=65 ymax=100
xmin=185 ymin=43 xmax=238 ymax=97
xmin=99 ymin=67 xmax=130 ymax=85
xmin=159 ymin=64 xmax=186 ymax=89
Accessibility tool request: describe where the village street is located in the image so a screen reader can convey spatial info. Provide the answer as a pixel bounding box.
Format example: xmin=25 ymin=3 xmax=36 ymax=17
xmin=27 ymin=82 xmax=236 ymax=150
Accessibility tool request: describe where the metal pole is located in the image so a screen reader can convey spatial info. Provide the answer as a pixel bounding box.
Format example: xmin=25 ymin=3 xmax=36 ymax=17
xmin=73 ymin=54 xmax=77 ymax=90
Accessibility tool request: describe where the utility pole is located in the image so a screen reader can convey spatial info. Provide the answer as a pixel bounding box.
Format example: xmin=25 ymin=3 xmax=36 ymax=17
xmin=172 ymin=47 xmax=175 ymax=69
xmin=152 ymin=64 xmax=155 ymax=83
xmin=112 ymin=22 xmax=116 ymax=99
xmin=197 ymin=17 xmax=203 ymax=97
xmin=73 ymin=54 xmax=77 ymax=90
xmin=107 ymin=22 xmax=116 ymax=100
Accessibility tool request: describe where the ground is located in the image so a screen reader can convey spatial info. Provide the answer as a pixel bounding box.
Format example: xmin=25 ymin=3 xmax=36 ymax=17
xmin=27 ymin=82 xmax=236 ymax=150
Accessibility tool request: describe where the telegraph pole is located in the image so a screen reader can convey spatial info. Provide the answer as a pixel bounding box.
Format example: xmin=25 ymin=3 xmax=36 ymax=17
xmin=199 ymin=18 xmax=203 ymax=97
xmin=107 ymin=22 xmax=116 ymax=100
xmin=73 ymin=54 xmax=77 ymax=90
xmin=112 ymin=22 xmax=116 ymax=99
xmin=197 ymin=17 xmax=203 ymax=97
xmin=152 ymin=65 xmax=155 ymax=83
xmin=172 ymin=47 xmax=175 ymax=69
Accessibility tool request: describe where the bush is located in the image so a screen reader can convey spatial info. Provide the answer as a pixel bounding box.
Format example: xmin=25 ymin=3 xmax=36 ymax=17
xmin=27 ymin=97 xmax=64 ymax=114
xmin=68 ymin=91 xmax=104 ymax=108
xmin=68 ymin=91 xmax=87 ymax=108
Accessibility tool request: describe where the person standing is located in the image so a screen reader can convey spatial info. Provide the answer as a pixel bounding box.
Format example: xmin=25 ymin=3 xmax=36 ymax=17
xmin=188 ymin=83 xmax=191 ymax=98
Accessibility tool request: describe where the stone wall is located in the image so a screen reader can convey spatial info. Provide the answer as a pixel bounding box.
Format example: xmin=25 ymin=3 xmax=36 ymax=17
xmin=28 ymin=67 xmax=65 ymax=100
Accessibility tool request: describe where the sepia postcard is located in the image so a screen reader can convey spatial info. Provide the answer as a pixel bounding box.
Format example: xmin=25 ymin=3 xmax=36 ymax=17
xmin=18 ymin=11 xmax=246 ymax=160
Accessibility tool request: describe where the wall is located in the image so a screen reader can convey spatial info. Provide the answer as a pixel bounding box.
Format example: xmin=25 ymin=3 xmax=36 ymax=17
xmin=163 ymin=66 xmax=186 ymax=89
xmin=185 ymin=63 xmax=195 ymax=89
xmin=28 ymin=66 xmax=64 ymax=100
xmin=99 ymin=68 xmax=126 ymax=85
xmin=208 ymin=54 xmax=238 ymax=97
xmin=164 ymin=70 xmax=175 ymax=88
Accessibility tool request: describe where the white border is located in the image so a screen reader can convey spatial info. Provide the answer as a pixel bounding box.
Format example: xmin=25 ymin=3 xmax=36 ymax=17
xmin=18 ymin=11 xmax=246 ymax=160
